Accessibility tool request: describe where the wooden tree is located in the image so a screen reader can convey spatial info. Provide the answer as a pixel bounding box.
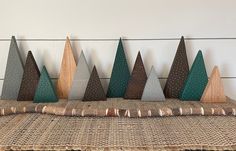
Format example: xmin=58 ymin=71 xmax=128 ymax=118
xmin=180 ymin=50 xmax=208 ymax=101
xmin=164 ymin=36 xmax=189 ymax=98
xmin=17 ymin=51 xmax=40 ymax=101
xmin=1 ymin=36 xmax=24 ymax=100
xmin=107 ymin=38 xmax=130 ymax=97
xmin=141 ymin=66 xmax=165 ymax=101
xmin=34 ymin=66 xmax=58 ymax=103
xmin=69 ymin=51 xmax=90 ymax=100
xmin=57 ymin=37 xmax=76 ymax=99
xmin=83 ymin=66 xmax=106 ymax=101
xmin=124 ymin=51 xmax=147 ymax=99
xmin=201 ymin=66 xmax=226 ymax=103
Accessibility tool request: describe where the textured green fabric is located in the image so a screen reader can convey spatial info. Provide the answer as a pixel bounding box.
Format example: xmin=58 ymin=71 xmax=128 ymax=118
xmin=107 ymin=38 xmax=130 ymax=97
xmin=180 ymin=50 xmax=208 ymax=101
xmin=33 ymin=66 xmax=58 ymax=103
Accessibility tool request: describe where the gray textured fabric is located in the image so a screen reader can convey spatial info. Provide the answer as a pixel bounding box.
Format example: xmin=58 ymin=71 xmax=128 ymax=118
xmin=141 ymin=66 xmax=165 ymax=101
xmin=1 ymin=36 xmax=24 ymax=100
xmin=68 ymin=51 xmax=90 ymax=100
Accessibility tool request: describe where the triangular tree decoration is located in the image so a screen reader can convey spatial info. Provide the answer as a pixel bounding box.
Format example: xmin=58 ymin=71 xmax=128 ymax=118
xmin=201 ymin=66 xmax=226 ymax=103
xmin=34 ymin=66 xmax=58 ymax=103
xmin=57 ymin=37 xmax=76 ymax=99
xmin=69 ymin=51 xmax=90 ymax=100
xmin=1 ymin=36 xmax=24 ymax=100
xmin=124 ymin=51 xmax=147 ymax=99
xmin=17 ymin=51 xmax=40 ymax=101
xmin=83 ymin=66 xmax=106 ymax=101
xmin=107 ymin=38 xmax=130 ymax=98
xmin=180 ymin=50 xmax=208 ymax=101
xmin=164 ymin=36 xmax=189 ymax=98
xmin=141 ymin=66 xmax=165 ymax=101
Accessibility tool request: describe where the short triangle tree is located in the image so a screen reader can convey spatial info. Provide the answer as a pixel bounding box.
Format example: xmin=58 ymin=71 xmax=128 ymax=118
xmin=83 ymin=66 xmax=106 ymax=101
xmin=1 ymin=36 xmax=24 ymax=100
xmin=34 ymin=66 xmax=58 ymax=103
xmin=141 ymin=66 xmax=165 ymax=101
xmin=57 ymin=37 xmax=76 ymax=99
xmin=124 ymin=51 xmax=147 ymax=99
xmin=17 ymin=51 xmax=40 ymax=101
xmin=164 ymin=36 xmax=189 ymax=98
xmin=69 ymin=51 xmax=90 ymax=100
xmin=201 ymin=66 xmax=226 ymax=103
xmin=107 ymin=38 xmax=130 ymax=98
xmin=180 ymin=50 xmax=208 ymax=101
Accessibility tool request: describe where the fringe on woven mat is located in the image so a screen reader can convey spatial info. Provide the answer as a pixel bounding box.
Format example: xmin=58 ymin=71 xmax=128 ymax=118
xmin=1 ymin=145 xmax=236 ymax=151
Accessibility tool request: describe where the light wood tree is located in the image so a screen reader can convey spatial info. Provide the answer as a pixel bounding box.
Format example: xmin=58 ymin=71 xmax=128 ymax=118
xmin=201 ymin=66 xmax=226 ymax=103
xmin=57 ymin=37 xmax=76 ymax=99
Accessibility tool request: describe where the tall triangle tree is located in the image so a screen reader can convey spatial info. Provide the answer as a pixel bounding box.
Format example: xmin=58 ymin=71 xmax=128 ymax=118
xmin=57 ymin=37 xmax=76 ymax=99
xmin=107 ymin=38 xmax=130 ymax=98
xmin=34 ymin=66 xmax=58 ymax=103
xmin=69 ymin=51 xmax=90 ymax=100
xmin=164 ymin=36 xmax=189 ymax=98
xmin=141 ymin=66 xmax=165 ymax=101
xmin=124 ymin=51 xmax=147 ymax=99
xmin=180 ymin=50 xmax=208 ymax=101
xmin=201 ymin=66 xmax=226 ymax=103
xmin=83 ymin=66 xmax=106 ymax=101
xmin=17 ymin=51 xmax=40 ymax=101
xmin=1 ymin=36 xmax=24 ymax=100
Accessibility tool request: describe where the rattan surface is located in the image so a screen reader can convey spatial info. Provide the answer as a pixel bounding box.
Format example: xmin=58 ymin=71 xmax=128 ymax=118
xmin=0 ymin=113 xmax=236 ymax=150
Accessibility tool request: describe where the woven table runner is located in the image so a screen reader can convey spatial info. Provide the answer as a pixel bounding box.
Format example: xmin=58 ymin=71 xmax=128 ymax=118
xmin=0 ymin=113 xmax=236 ymax=150
xmin=0 ymin=97 xmax=236 ymax=117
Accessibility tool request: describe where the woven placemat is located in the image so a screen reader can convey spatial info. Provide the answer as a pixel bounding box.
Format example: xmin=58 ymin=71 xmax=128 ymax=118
xmin=0 ymin=113 xmax=236 ymax=150
xmin=0 ymin=97 xmax=236 ymax=117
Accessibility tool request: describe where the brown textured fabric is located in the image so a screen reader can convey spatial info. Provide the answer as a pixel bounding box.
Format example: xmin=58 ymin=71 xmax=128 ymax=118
xmin=124 ymin=52 xmax=147 ymax=99
xmin=164 ymin=36 xmax=189 ymax=98
xmin=17 ymin=51 xmax=40 ymax=101
xmin=83 ymin=66 xmax=107 ymax=101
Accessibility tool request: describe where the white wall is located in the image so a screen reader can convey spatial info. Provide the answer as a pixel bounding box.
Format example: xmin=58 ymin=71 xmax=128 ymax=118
xmin=0 ymin=0 xmax=236 ymax=99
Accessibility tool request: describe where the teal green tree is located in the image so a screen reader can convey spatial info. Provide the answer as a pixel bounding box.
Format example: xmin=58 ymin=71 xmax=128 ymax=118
xmin=34 ymin=66 xmax=58 ymax=103
xmin=180 ymin=50 xmax=208 ymax=101
xmin=107 ymin=38 xmax=130 ymax=97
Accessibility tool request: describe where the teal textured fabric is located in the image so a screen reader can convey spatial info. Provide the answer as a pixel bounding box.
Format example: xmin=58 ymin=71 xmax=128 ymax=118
xmin=107 ymin=38 xmax=130 ymax=98
xmin=33 ymin=66 xmax=58 ymax=103
xmin=180 ymin=50 xmax=208 ymax=101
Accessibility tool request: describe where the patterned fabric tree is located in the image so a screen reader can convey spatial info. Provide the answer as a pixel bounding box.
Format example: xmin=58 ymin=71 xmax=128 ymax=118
xmin=69 ymin=51 xmax=90 ymax=100
xmin=17 ymin=51 xmax=40 ymax=101
xmin=83 ymin=66 xmax=106 ymax=101
xmin=180 ymin=50 xmax=208 ymax=101
xmin=34 ymin=66 xmax=58 ymax=103
xmin=124 ymin=51 xmax=147 ymax=99
xmin=1 ymin=36 xmax=24 ymax=100
xmin=107 ymin=38 xmax=130 ymax=98
xmin=141 ymin=66 xmax=165 ymax=101
xmin=164 ymin=36 xmax=189 ymax=98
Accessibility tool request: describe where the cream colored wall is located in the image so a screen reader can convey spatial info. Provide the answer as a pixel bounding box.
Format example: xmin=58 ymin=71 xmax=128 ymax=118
xmin=0 ymin=0 xmax=236 ymax=98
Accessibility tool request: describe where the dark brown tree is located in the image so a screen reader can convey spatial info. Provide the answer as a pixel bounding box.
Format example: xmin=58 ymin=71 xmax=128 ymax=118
xmin=124 ymin=51 xmax=147 ymax=99
xmin=17 ymin=51 xmax=40 ymax=101
xmin=164 ymin=36 xmax=189 ymax=98
xmin=83 ymin=66 xmax=106 ymax=101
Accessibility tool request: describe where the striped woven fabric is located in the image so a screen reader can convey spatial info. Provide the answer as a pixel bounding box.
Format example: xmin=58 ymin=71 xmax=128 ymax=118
xmin=0 ymin=97 xmax=235 ymax=117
